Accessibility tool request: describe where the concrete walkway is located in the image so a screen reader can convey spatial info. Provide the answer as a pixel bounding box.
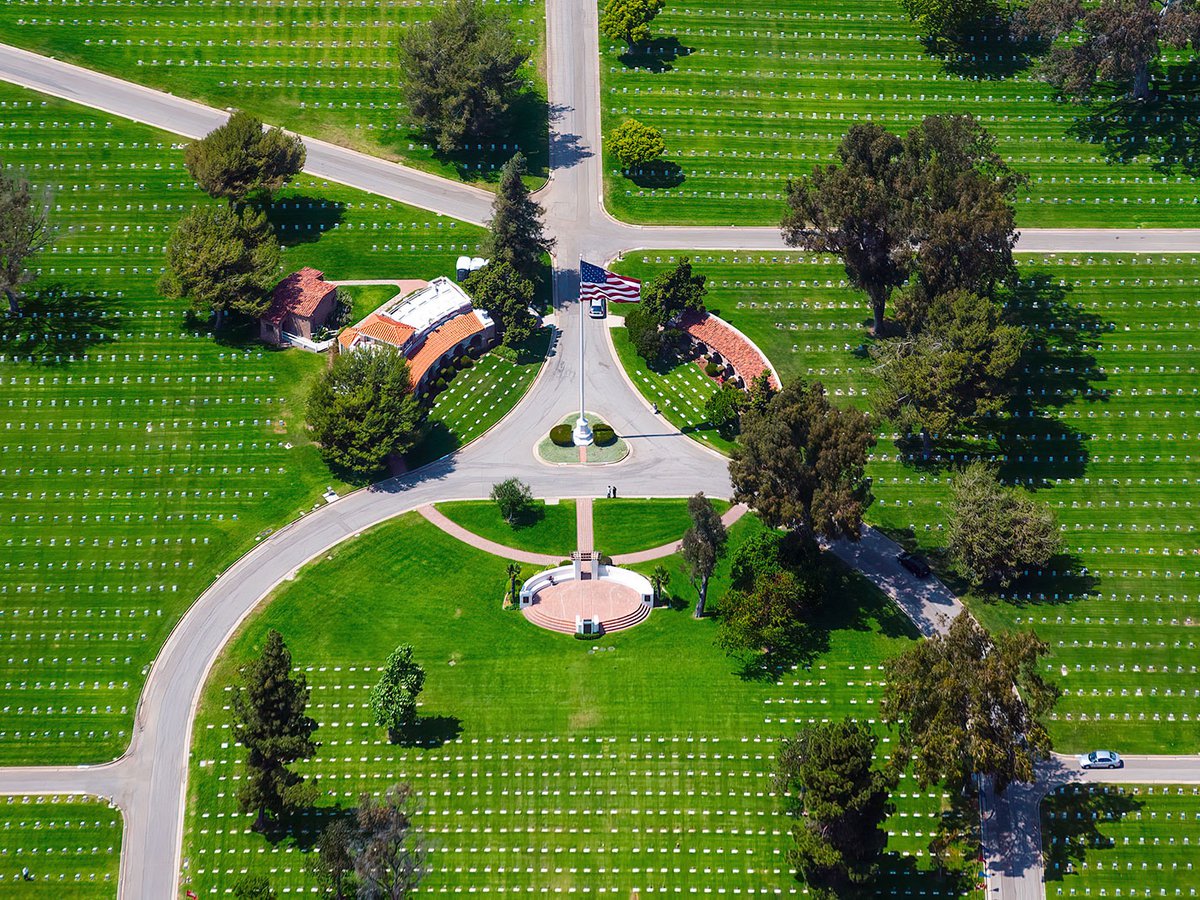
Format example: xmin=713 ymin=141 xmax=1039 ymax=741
xmin=417 ymin=505 xmax=561 ymax=566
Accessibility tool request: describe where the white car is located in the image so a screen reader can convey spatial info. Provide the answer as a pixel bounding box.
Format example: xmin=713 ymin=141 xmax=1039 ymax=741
xmin=1078 ymin=749 xmax=1123 ymax=770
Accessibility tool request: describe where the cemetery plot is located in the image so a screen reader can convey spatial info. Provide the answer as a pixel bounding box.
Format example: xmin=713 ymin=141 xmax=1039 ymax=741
xmin=1042 ymin=783 xmax=1200 ymax=896
xmin=0 ymin=793 xmax=122 ymax=897
xmin=182 ymin=512 xmax=977 ymax=898
xmin=600 ymin=0 xmax=1200 ymax=227
xmin=0 ymin=82 xmax=490 ymax=766
xmin=0 ymin=0 xmax=548 ymax=184
xmin=614 ymin=251 xmax=1200 ymax=752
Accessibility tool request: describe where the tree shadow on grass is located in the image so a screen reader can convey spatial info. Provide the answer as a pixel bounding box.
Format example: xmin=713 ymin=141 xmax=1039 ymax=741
xmin=976 ymin=549 xmax=1102 ymax=608
xmin=626 ymin=161 xmax=685 ymax=190
xmin=0 ymin=284 xmax=124 ymax=365
xmin=1067 ymin=60 xmax=1200 ymax=177
xmin=390 ymin=714 xmax=463 ymax=749
xmin=261 ymin=194 xmax=347 ymax=247
xmin=924 ymin=16 xmax=1049 ymax=81
xmin=266 ymin=802 xmax=359 ymax=851
xmin=1041 ymin=784 xmax=1143 ymax=881
xmin=617 ymin=36 xmax=695 ymax=74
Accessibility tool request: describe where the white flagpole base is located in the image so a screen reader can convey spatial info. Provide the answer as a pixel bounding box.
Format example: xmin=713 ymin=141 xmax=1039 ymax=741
xmin=572 ymin=416 xmax=594 ymax=447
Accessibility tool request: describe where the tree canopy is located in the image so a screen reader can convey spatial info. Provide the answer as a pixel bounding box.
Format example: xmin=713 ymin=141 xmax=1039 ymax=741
xmin=398 ymin=0 xmax=529 ymax=153
xmin=354 ymin=784 xmax=426 ymax=900
xmin=610 ymin=118 xmax=667 ymax=169
xmin=624 ymin=257 xmax=709 ymax=364
xmin=681 ymin=492 xmax=727 ymax=618
xmin=370 ymin=645 xmax=427 ymax=740
xmin=0 ymin=167 xmax=49 ymax=313
xmin=729 ymin=379 xmax=874 ymax=542
xmin=717 ymin=570 xmax=823 ymax=662
xmin=483 ymin=153 xmax=553 ymax=281
xmin=184 ymin=109 xmax=305 ymax=204
xmin=464 ymin=261 xmax=539 ymax=347
xmin=901 ymin=0 xmax=1003 ymax=47
xmin=775 ymin=719 xmax=894 ymax=898
xmin=306 ymin=345 xmax=424 ymax=477
xmin=490 ymin=477 xmax=535 ymax=524
xmin=871 ymin=289 xmax=1026 ymax=451
xmin=159 ymin=204 xmax=280 ymax=320
xmin=884 ymin=613 xmax=1058 ymax=793
xmin=231 ymin=629 xmax=319 ymax=829
xmin=781 ymin=116 xmax=1022 ymax=334
xmin=947 ymin=462 xmax=1063 ymax=587
xmin=599 ymin=0 xmax=667 ymax=48
xmin=1021 ymin=0 xmax=1200 ymax=101
xmin=232 ymin=875 xmax=278 ymax=900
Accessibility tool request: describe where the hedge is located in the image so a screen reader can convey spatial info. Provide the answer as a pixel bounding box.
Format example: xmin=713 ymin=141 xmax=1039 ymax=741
xmin=592 ymin=423 xmax=616 ymax=445
xmin=550 ymin=423 xmax=574 ymax=446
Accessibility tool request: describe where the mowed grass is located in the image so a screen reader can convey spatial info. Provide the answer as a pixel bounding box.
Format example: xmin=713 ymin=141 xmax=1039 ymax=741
xmin=614 ymin=251 xmax=1200 ymax=753
xmin=0 ymin=82 xmax=495 ymax=765
xmin=182 ymin=512 xmax=980 ymax=898
xmin=594 ymin=497 xmax=732 ymax=556
xmin=0 ymin=794 xmax=122 ymax=897
xmin=0 ymin=0 xmax=548 ymax=184
xmin=599 ymin=0 xmax=1200 ymax=227
xmin=434 ymin=498 xmax=578 ymax=557
xmin=1042 ymin=783 xmax=1200 ymax=896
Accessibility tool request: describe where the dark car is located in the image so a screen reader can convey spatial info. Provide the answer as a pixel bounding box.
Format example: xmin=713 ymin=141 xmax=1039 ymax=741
xmin=897 ymin=551 xmax=931 ymax=578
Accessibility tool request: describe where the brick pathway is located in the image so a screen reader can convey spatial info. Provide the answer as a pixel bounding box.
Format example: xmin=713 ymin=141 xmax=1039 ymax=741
xmin=576 ymin=496 xmax=594 ymax=553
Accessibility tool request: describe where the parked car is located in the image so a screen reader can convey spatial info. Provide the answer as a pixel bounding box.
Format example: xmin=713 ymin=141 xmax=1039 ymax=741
xmin=1077 ymin=750 xmax=1123 ymax=770
xmin=897 ymin=551 xmax=931 ymax=578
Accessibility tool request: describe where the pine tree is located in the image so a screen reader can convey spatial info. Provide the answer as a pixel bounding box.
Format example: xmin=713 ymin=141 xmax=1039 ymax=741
xmin=483 ymin=153 xmax=553 ymax=281
xmin=231 ymin=629 xmax=319 ymax=830
xmin=184 ymin=109 xmax=305 ymax=205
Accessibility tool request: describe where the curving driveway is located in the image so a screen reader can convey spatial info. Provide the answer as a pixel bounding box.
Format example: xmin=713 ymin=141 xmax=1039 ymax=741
xmin=0 ymin=2 xmax=1198 ymax=898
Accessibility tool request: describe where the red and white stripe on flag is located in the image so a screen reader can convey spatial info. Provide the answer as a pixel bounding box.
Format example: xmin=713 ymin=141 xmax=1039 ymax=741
xmin=580 ymin=259 xmax=641 ymax=303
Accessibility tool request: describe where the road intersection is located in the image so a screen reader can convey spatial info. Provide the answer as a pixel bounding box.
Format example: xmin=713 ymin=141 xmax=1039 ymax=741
xmin=0 ymin=2 xmax=1197 ymax=897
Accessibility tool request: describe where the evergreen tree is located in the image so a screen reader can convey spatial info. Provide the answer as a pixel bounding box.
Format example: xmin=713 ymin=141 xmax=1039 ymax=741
xmin=775 ymin=719 xmax=894 ymax=898
xmin=600 ymin=0 xmax=666 ymax=48
xmin=463 ymin=261 xmax=539 ymax=347
xmin=159 ymin=204 xmax=280 ymax=321
xmin=398 ymin=0 xmax=529 ymax=153
xmin=717 ymin=570 xmax=822 ymax=662
xmin=185 ymin=109 xmax=305 ymax=204
xmin=0 ymin=167 xmax=49 ymax=314
xmin=483 ymin=153 xmax=553 ymax=281
xmin=370 ymin=645 xmax=427 ymax=740
xmin=490 ymin=477 xmax=535 ymax=525
xmin=901 ymin=0 xmax=1001 ymax=49
xmin=306 ymin=345 xmax=423 ymax=478
xmin=681 ymin=492 xmax=727 ymax=618
xmin=231 ymin=629 xmax=319 ymax=830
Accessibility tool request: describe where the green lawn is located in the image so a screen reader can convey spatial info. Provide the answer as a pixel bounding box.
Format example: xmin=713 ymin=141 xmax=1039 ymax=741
xmin=0 ymin=81 xmax=496 ymax=766
xmin=610 ymin=320 xmax=737 ymax=455
xmin=594 ymin=497 xmax=733 ymax=556
xmin=0 ymin=794 xmax=122 ymax=897
xmin=599 ymin=0 xmax=1200 ymax=227
xmin=181 ymin=512 xmax=979 ymax=898
xmin=0 ymin=0 xmax=549 ymax=185
xmin=613 ymin=250 xmax=1200 ymax=753
xmin=434 ymin=498 xmax=578 ymax=558
xmin=334 ymin=284 xmax=403 ymax=321
xmin=1042 ymin=783 xmax=1200 ymax=896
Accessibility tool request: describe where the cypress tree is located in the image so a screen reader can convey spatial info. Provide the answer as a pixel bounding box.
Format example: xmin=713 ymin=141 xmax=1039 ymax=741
xmin=482 ymin=153 xmax=553 ymax=281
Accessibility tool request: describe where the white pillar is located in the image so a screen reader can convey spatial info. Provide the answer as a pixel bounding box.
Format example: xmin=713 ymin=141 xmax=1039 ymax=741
xmin=573 ymin=274 xmax=594 ymax=446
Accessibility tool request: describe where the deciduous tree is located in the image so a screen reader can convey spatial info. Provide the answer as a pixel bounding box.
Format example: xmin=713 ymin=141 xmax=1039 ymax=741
xmin=231 ymin=629 xmax=319 ymax=830
xmin=370 ymin=645 xmax=427 ymax=740
xmin=600 ymin=0 xmax=667 ymax=48
xmin=354 ymin=784 xmax=426 ymax=900
xmin=871 ymin=289 xmax=1026 ymax=452
xmin=641 ymin=256 xmax=708 ymax=324
xmin=705 ymin=383 xmax=746 ymax=440
xmin=483 ymin=153 xmax=553 ymax=281
xmin=306 ymin=345 xmax=423 ymax=477
xmin=901 ymin=0 xmax=1002 ymax=47
xmin=398 ymin=0 xmax=529 ymax=153
xmin=159 ymin=204 xmax=280 ymax=321
xmin=884 ymin=613 xmax=1058 ymax=793
xmin=947 ymin=462 xmax=1063 ymax=587
xmin=717 ymin=570 xmax=821 ymax=661
xmin=490 ymin=477 xmax=535 ymax=525
xmin=464 ymin=261 xmax=538 ymax=347
xmin=730 ymin=380 xmax=874 ymax=542
xmin=232 ymin=874 xmax=277 ymax=900
xmin=0 ymin=168 xmax=49 ymax=314
xmin=774 ymin=719 xmax=894 ymax=898
xmin=610 ymin=118 xmax=666 ymax=169
xmin=314 ymin=818 xmax=359 ymax=900
xmin=681 ymin=492 xmax=727 ymax=618
xmin=185 ymin=109 xmax=305 ymax=204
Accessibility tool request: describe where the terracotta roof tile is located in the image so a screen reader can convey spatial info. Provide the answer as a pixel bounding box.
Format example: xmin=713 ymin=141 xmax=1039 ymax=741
xmin=262 ymin=267 xmax=337 ymax=326
xmin=407 ymin=312 xmax=484 ymax=388
xmin=357 ymin=314 xmax=416 ymax=348
xmin=680 ymin=311 xmax=778 ymax=389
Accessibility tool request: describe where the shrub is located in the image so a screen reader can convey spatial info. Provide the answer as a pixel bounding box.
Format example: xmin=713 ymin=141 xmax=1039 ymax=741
xmin=704 ymin=360 xmax=722 ymax=378
xmin=549 ymin=423 xmax=574 ymax=446
xmin=592 ymin=423 xmax=616 ymax=445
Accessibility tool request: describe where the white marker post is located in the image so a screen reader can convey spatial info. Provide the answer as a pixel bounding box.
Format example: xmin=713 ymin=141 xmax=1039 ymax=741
xmin=572 ymin=259 xmax=594 ymax=447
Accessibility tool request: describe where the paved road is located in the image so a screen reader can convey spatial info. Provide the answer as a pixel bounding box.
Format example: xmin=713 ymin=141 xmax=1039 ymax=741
xmin=0 ymin=5 xmax=1199 ymax=900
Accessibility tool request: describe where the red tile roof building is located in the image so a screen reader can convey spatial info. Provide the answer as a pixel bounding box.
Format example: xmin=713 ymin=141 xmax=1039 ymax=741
xmin=259 ymin=267 xmax=339 ymax=345
xmin=679 ymin=310 xmax=780 ymax=390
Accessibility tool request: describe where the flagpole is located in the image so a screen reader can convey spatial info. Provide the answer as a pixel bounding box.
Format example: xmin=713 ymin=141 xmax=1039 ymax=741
xmin=573 ymin=257 xmax=594 ymax=447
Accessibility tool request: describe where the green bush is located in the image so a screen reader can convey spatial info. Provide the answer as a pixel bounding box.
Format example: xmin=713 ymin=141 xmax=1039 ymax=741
xmin=550 ymin=423 xmax=574 ymax=446
xmin=704 ymin=360 xmax=722 ymax=378
xmin=592 ymin=423 xmax=616 ymax=446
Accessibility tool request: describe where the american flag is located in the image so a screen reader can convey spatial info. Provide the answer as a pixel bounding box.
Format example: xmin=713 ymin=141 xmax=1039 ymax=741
xmin=580 ymin=260 xmax=641 ymax=303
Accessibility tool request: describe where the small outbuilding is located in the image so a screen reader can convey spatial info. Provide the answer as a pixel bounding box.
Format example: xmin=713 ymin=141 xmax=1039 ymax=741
xmin=259 ymin=267 xmax=339 ymax=346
